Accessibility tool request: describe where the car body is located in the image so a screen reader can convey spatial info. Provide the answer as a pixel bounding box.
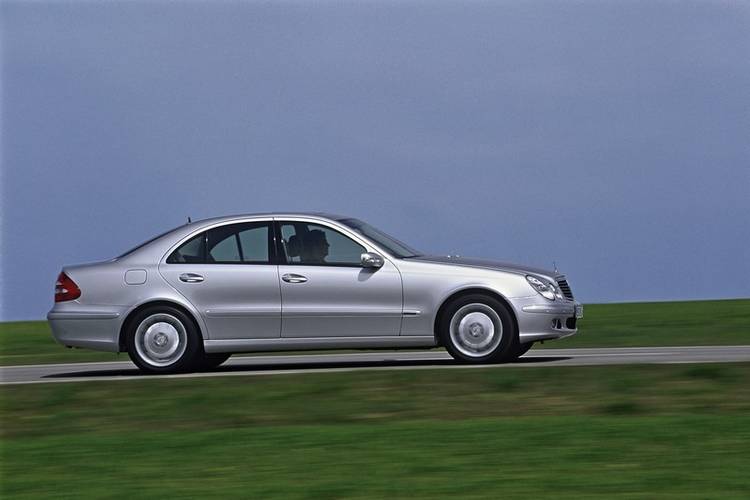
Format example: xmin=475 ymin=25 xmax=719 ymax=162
xmin=48 ymin=213 xmax=582 ymax=372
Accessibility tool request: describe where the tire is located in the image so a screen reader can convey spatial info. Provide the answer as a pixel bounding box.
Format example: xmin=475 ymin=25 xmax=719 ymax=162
xmin=126 ymin=305 xmax=203 ymax=374
xmin=440 ymin=294 xmax=518 ymax=364
xmin=514 ymin=342 xmax=534 ymax=359
xmin=196 ymin=353 xmax=231 ymax=371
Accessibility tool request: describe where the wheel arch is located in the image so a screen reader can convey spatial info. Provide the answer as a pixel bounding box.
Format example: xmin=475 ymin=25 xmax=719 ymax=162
xmin=119 ymin=299 xmax=204 ymax=352
xmin=433 ymin=287 xmax=519 ymax=346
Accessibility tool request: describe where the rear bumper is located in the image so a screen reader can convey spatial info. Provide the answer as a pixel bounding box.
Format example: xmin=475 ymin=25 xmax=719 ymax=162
xmin=514 ymin=298 xmax=582 ymax=344
xmin=47 ymin=307 xmax=124 ymax=352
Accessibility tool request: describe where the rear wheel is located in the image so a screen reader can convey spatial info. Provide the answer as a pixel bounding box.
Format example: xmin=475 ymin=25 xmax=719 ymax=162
xmin=126 ymin=306 xmax=202 ymax=374
xmin=440 ymin=294 xmax=518 ymax=363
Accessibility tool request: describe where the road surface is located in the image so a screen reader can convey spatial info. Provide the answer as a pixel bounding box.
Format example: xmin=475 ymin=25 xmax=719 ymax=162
xmin=2 ymin=345 xmax=750 ymax=385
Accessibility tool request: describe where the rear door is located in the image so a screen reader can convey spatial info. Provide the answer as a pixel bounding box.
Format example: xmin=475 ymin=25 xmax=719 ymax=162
xmin=275 ymin=219 xmax=403 ymax=338
xmin=159 ymin=220 xmax=281 ymax=340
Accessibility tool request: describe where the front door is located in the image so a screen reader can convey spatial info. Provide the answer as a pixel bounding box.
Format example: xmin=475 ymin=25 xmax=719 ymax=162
xmin=276 ymin=220 xmax=403 ymax=338
xmin=159 ymin=220 xmax=281 ymax=340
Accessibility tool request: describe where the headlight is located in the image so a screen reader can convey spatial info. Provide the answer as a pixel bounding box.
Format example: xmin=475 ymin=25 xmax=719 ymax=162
xmin=526 ymin=275 xmax=560 ymax=301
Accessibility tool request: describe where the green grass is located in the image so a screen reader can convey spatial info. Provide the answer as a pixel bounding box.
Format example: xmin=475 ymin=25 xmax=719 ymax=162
xmin=1 ymin=299 xmax=748 ymax=366
xmin=2 ymin=363 xmax=750 ymax=498
xmin=542 ymin=298 xmax=750 ymax=348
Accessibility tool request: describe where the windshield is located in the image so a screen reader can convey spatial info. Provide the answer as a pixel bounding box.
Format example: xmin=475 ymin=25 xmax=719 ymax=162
xmin=338 ymin=218 xmax=421 ymax=258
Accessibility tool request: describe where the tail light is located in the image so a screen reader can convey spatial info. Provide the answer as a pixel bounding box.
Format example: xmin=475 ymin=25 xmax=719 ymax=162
xmin=55 ymin=272 xmax=81 ymax=302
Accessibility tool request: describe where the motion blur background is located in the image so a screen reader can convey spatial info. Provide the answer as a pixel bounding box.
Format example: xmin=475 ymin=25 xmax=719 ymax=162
xmin=1 ymin=1 xmax=748 ymax=320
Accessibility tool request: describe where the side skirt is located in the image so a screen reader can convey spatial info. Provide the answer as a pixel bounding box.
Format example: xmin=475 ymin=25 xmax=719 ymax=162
xmin=204 ymin=336 xmax=437 ymax=354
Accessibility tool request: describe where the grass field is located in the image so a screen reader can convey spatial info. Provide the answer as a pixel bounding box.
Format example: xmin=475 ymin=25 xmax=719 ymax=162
xmin=1 ymin=299 xmax=748 ymax=366
xmin=2 ymin=363 xmax=750 ymax=498
xmin=551 ymin=299 xmax=749 ymax=348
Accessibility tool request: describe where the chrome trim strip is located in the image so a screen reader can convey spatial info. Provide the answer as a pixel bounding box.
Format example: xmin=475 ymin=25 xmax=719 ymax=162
xmin=402 ymin=309 xmax=421 ymax=316
xmin=47 ymin=312 xmax=120 ymax=320
xmin=281 ymin=310 xmax=403 ymax=317
xmin=521 ymin=304 xmax=575 ymax=315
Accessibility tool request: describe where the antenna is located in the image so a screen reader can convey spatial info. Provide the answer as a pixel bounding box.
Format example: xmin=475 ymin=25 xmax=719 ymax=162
xmin=187 ymin=216 xmax=192 ymax=224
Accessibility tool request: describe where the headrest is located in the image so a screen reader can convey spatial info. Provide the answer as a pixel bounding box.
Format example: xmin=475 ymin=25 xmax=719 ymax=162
xmin=286 ymin=235 xmax=301 ymax=257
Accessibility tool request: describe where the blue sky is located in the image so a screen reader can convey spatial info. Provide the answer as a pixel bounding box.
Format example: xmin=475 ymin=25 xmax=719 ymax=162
xmin=1 ymin=1 xmax=749 ymax=321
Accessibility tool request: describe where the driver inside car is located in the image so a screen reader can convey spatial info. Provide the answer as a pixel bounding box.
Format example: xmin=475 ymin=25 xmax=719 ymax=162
xmin=301 ymin=229 xmax=330 ymax=264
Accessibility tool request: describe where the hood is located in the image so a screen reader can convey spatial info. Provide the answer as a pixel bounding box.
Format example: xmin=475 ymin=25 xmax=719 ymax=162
xmin=409 ymin=255 xmax=560 ymax=279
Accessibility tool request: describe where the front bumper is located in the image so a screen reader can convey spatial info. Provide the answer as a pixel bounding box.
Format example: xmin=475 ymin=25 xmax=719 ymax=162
xmin=514 ymin=297 xmax=582 ymax=344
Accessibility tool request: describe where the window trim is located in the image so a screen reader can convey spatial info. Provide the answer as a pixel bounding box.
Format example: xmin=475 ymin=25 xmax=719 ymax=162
xmin=273 ymin=220 xmax=367 ymax=268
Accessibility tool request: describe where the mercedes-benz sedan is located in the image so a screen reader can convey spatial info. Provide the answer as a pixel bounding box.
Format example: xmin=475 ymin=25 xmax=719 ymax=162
xmin=48 ymin=213 xmax=582 ymax=373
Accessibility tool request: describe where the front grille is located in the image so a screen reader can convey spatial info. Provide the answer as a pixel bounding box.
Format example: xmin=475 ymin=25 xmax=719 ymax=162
xmin=556 ymin=278 xmax=574 ymax=300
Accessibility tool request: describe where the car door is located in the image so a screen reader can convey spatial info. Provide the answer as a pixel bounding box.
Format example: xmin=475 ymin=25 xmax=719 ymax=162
xmin=275 ymin=219 xmax=403 ymax=338
xmin=159 ymin=220 xmax=281 ymax=340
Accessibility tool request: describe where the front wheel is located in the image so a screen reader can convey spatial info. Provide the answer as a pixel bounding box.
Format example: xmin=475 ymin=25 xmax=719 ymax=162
xmin=126 ymin=306 xmax=202 ymax=374
xmin=440 ymin=294 xmax=518 ymax=364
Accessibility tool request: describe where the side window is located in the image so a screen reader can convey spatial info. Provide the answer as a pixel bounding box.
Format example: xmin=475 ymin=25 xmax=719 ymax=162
xmin=279 ymin=222 xmax=365 ymax=266
xmin=166 ymin=233 xmax=205 ymax=264
xmin=206 ymin=222 xmax=270 ymax=264
xmin=238 ymin=226 xmax=269 ymax=262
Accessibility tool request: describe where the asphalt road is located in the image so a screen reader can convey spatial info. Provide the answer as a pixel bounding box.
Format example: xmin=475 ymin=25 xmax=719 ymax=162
xmin=2 ymin=345 xmax=750 ymax=385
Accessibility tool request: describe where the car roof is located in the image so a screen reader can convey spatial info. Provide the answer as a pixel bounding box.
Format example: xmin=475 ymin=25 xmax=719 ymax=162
xmin=188 ymin=212 xmax=352 ymax=225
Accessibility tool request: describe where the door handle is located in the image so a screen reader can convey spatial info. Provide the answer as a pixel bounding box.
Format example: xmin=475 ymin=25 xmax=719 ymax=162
xmin=282 ymin=273 xmax=308 ymax=284
xmin=179 ymin=273 xmax=204 ymax=283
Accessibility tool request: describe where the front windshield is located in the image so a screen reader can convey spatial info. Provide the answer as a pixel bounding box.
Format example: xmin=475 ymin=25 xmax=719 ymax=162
xmin=338 ymin=218 xmax=421 ymax=258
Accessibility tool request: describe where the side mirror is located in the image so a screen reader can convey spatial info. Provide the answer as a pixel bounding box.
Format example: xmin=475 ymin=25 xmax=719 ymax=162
xmin=361 ymin=252 xmax=384 ymax=269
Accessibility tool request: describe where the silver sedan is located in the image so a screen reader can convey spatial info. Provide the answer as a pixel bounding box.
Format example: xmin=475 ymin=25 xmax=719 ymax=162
xmin=48 ymin=213 xmax=582 ymax=373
